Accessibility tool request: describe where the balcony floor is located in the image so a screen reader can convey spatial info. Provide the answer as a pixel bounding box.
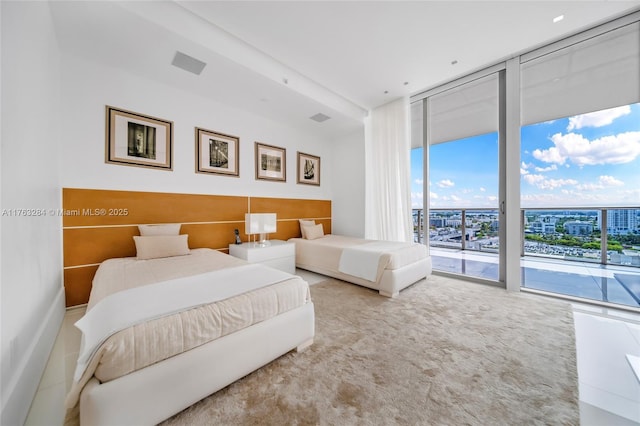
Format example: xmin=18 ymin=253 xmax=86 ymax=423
xmin=430 ymin=247 xmax=640 ymax=309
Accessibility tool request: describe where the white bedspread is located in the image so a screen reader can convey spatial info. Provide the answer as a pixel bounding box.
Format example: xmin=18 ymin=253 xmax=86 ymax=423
xmin=338 ymin=241 xmax=417 ymax=282
xmin=74 ymin=263 xmax=293 ymax=382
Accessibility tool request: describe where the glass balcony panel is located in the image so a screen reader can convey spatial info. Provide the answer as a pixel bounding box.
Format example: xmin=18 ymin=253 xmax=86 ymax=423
xmin=417 ymin=207 xmax=640 ymax=310
xmin=428 ymin=210 xmax=463 ymax=251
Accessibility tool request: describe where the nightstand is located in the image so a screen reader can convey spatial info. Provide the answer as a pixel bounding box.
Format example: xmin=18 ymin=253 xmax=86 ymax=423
xmin=228 ymin=240 xmax=295 ymax=274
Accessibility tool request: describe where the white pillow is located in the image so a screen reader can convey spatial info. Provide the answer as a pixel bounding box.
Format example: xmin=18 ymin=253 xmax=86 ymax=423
xmin=299 ymin=219 xmax=315 ymax=238
xmin=305 ymin=224 xmax=324 ymax=240
xmin=133 ymin=235 xmax=190 ymax=260
xmin=138 ymin=223 xmax=181 ymax=236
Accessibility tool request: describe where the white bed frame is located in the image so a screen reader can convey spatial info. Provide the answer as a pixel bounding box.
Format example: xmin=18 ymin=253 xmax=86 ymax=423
xmin=298 ymin=257 xmax=432 ymax=297
xmin=79 ymin=302 xmax=315 ymax=426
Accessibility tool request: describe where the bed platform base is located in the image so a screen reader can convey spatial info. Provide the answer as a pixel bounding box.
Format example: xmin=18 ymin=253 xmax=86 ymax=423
xmin=298 ymin=257 xmax=432 ymax=297
xmin=80 ymin=302 xmax=315 ymax=426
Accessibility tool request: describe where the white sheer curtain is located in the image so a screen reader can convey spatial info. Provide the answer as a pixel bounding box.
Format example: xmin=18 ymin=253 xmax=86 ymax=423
xmin=364 ymin=97 xmax=413 ymax=242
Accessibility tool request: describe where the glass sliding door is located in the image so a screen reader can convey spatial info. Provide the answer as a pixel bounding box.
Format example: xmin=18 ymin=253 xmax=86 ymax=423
xmin=415 ymin=70 xmax=504 ymax=283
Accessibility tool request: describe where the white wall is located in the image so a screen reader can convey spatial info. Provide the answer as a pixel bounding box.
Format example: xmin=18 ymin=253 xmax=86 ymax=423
xmin=59 ymin=54 xmax=334 ymax=201
xmin=1 ymin=2 xmax=65 ymax=425
xmin=331 ymin=129 xmax=365 ymax=237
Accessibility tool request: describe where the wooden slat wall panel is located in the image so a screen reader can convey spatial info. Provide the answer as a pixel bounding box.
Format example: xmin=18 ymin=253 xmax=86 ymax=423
xmin=270 ymin=218 xmax=332 ymax=240
xmin=64 ymin=266 xmax=99 ymax=307
xmin=64 ymin=227 xmax=138 ymax=267
xmin=181 ymin=222 xmax=246 ymax=249
xmin=250 ymin=197 xmax=331 ymax=220
xmin=63 ymin=188 xmax=331 ymax=306
xmin=62 ymin=188 xmax=247 ymax=227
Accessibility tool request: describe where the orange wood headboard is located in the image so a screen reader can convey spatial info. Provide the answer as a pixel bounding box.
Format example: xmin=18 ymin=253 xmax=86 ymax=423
xmin=62 ymin=188 xmax=331 ymax=307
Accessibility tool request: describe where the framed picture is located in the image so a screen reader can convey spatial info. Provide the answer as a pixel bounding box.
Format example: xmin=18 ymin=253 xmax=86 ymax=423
xmin=195 ymin=128 xmax=239 ymax=177
xmin=255 ymin=142 xmax=286 ymax=182
xmin=105 ymin=106 xmax=173 ymax=170
xmin=297 ymin=152 xmax=320 ymax=186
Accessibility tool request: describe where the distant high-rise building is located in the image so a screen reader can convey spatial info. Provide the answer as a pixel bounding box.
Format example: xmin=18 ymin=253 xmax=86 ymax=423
xmin=599 ymin=209 xmax=639 ymax=235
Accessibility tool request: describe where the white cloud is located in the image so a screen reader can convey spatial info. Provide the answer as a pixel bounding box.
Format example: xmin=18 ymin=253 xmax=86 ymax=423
xmin=534 ymin=164 xmax=557 ymax=173
xmin=430 ymin=191 xmax=438 ymax=199
xmin=521 ymin=161 xmax=530 ymax=170
xmin=575 ymin=183 xmax=601 ymax=191
xmin=437 ymin=179 xmax=455 ymax=188
xmin=567 ymin=105 xmax=631 ymax=131
xmin=523 ymin=173 xmax=577 ymax=189
xmin=533 ymin=131 xmax=640 ymax=166
xmin=487 ymin=195 xmax=498 ymax=202
xmin=414 ymin=178 xmax=423 ymax=185
xmin=520 ymin=168 xmax=529 ymax=175
xmin=523 ymin=174 xmax=545 ymax=185
xmin=598 ymin=175 xmax=624 ymax=187
xmin=538 ymin=178 xmax=578 ymax=190
xmin=479 ymin=187 xmax=486 ymax=192
xmin=450 ymin=195 xmax=461 ymax=201
xmin=575 ymin=175 xmax=624 ymax=191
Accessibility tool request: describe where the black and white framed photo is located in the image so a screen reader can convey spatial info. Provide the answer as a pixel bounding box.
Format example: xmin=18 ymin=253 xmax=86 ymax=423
xmin=255 ymin=142 xmax=286 ymax=182
xmin=195 ymin=128 xmax=239 ymax=177
xmin=105 ymin=106 xmax=173 ymax=170
xmin=297 ymin=151 xmax=320 ymax=186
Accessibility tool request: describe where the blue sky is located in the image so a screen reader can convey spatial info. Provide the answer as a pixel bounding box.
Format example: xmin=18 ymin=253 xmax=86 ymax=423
xmin=411 ymin=103 xmax=640 ymax=209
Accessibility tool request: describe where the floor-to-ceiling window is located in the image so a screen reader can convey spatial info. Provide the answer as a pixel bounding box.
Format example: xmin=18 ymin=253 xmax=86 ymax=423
xmin=519 ymin=103 xmax=640 ymax=307
xmin=519 ymin=18 xmax=640 ymax=307
xmin=411 ymin=12 xmax=640 ymax=309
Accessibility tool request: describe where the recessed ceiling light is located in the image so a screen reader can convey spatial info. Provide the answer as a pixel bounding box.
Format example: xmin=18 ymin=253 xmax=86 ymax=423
xmin=384 ymin=90 xmax=389 ymax=94
xmin=403 ymin=82 xmax=409 ymax=86
xmin=553 ymin=15 xmax=564 ymax=23
xmin=451 ymin=60 xmax=458 ymax=65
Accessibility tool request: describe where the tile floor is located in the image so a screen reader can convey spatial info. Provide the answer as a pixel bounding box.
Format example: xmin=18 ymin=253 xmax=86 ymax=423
xmin=25 ymin=269 xmax=640 ymax=425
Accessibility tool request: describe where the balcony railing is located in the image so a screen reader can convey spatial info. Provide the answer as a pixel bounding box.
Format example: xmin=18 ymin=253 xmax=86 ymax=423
xmin=413 ymin=207 xmax=640 ymax=268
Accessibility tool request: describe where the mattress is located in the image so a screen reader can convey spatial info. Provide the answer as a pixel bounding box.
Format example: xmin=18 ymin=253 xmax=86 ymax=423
xmin=290 ymin=234 xmax=427 ymax=282
xmin=66 ymin=248 xmax=310 ymax=408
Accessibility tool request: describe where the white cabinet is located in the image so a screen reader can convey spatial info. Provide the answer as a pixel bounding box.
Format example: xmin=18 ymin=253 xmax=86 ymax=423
xmin=228 ymin=240 xmax=295 ymax=274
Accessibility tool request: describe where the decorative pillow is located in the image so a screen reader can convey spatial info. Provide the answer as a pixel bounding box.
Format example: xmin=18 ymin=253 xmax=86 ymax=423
xmin=305 ymin=224 xmax=324 ymax=240
xmin=133 ymin=235 xmax=190 ymax=260
xmin=299 ymin=219 xmax=316 ymax=238
xmin=138 ymin=223 xmax=181 ymax=236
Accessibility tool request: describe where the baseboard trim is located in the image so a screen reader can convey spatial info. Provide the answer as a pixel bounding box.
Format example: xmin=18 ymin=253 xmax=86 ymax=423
xmin=1 ymin=286 xmax=65 ymax=426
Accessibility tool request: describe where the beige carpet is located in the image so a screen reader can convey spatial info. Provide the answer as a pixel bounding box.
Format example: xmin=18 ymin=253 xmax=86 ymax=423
xmin=162 ymin=275 xmax=579 ymax=425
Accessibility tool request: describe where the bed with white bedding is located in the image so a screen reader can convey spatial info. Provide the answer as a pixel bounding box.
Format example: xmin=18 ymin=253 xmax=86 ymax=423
xmin=290 ymin=232 xmax=431 ymax=297
xmin=66 ymin=247 xmax=314 ymax=426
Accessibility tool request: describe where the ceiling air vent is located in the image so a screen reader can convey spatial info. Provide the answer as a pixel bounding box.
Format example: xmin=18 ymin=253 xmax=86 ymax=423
xmin=310 ymin=113 xmax=331 ymax=123
xmin=171 ymin=51 xmax=207 ymax=76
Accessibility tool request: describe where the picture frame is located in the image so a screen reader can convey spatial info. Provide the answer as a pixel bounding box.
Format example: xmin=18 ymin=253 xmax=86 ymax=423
xmin=195 ymin=127 xmax=240 ymax=177
xmin=255 ymin=142 xmax=286 ymax=182
xmin=297 ymin=151 xmax=320 ymax=186
xmin=105 ymin=106 xmax=173 ymax=170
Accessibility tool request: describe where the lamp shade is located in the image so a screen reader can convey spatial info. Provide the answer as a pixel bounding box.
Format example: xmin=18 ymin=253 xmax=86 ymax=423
xmin=245 ymin=213 xmax=277 ymax=235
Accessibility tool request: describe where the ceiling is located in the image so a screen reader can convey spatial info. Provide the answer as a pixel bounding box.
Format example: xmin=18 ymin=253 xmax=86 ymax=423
xmin=50 ymin=1 xmax=640 ymax=139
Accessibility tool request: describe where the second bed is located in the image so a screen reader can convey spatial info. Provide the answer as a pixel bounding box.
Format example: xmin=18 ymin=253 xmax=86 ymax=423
xmin=290 ymin=233 xmax=431 ymax=297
